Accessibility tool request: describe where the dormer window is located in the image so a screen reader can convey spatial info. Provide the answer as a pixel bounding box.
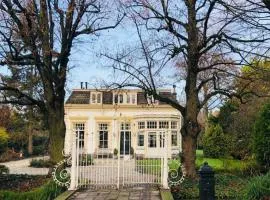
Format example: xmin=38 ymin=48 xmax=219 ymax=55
xmin=119 ymin=94 xmax=123 ymax=103
xmin=132 ymin=94 xmax=136 ymax=104
xmin=91 ymin=92 xmax=102 ymax=104
xmin=147 ymin=94 xmax=158 ymax=105
xmin=127 ymin=94 xmax=131 ymax=104
xmin=113 ymin=92 xmax=137 ymax=105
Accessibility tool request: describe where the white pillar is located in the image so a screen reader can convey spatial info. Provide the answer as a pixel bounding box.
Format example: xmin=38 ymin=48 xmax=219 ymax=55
xmin=162 ymin=131 xmax=169 ymax=189
xmin=69 ymin=132 xmax=77 ymax=190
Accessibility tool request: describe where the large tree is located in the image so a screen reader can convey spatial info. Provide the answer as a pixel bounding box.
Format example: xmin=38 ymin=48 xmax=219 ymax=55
xmin=104 ymin=0 xmax=270 ymax=178
xmin=0 ymin=0 xmax=123 ymax=162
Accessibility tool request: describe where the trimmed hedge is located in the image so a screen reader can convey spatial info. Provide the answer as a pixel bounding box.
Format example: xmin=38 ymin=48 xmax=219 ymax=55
xmin=0 ymin=181 xmax=65 ymax=200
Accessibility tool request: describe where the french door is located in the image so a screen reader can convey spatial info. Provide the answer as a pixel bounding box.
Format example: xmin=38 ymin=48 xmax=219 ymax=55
xmin=120 ymin=131 xmax=131 ymax=155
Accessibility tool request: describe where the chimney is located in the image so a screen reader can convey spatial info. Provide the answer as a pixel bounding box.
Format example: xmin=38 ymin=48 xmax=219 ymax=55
xmin=173 ymin=85 xmax=176 ymax=94
xmin=85 ymin=82 xmax=88 ymax=89
xmin=80 ymin=82 xmax=84 ymax=89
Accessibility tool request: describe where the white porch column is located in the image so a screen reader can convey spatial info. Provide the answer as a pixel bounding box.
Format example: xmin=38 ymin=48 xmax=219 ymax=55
xmin=162 ymin=131 xmax=169 ymax=189
xmin=64 ymin=118 xmax=71 ymax=155
xmin=69 ymin=132 xmax=77 ymax=190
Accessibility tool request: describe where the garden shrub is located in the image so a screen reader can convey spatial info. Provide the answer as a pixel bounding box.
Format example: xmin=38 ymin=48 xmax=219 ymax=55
xmin=253 ymin=102 xmax=270 ymax=168
xmin=202 ymin=124 xmax=231 ymax=158
xmin=0 ymin=181 xmax=65 ymax=200
xmin=79 ymin=154 xmax=94 ymax=165
xmin=0 ymin=149 xmax=21 ymax=162
xmin=33 ymin=136 xmax=49 ymax=146
xmin=0 ymin=174 xmax=47 ymax=191
xmin=7 ymin=132 xmax=27 ymax=153
xmin=241 ymin=172 xmax=270 ymax=200
xmin=171 ymin=174 xmax=247 ymax=200
xmin=0 ymin=127 xmax=9 ymax=154
xmin=0 ymin=165 xmax=9 ymax=174
xmin=33 ymin=145 xmax=47 ymax=155
xmin=30 ymin=159 xmax=55 ymax=168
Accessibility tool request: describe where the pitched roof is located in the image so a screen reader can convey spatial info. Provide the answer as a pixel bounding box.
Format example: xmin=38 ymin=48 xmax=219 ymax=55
xmin=65 ymin=89 xmax=177 ymax=105
xmin=66 ymin=91 xmax=90 ymax=104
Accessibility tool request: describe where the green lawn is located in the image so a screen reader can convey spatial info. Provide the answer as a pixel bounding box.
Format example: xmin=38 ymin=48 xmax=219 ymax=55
xmin=136 ymin=150 xmax=257 ymax=175
xmin=135 ymin=150 xmax=268 ymax=199
xmin=195 ymin=150 xmax=257 ymax=174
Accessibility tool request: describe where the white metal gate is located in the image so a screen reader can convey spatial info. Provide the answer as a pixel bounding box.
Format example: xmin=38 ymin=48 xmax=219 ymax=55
xmin=69 ymin=133 xmax=169 ymax=190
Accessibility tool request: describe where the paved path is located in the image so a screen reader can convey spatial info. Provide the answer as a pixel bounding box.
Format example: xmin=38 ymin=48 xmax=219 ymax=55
xmin=0 ymin=156 xmax=49 ymax=175
xmin=69 ymin=186 xmax=161 ymax=200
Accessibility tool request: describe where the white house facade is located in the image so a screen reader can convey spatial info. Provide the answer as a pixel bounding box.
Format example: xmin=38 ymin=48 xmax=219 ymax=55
xmin=64 ymin=88 xmax=182 ymax=159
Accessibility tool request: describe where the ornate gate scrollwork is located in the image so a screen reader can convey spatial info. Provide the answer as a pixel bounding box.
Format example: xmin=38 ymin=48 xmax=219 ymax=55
xmin=168 ymin=160 xmax=186 ymax=187
xmin=52 ymin=150 xmax=72 ymax=187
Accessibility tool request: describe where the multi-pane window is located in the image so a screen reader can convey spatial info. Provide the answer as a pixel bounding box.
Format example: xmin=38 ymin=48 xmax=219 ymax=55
xmin=148 ymin=133 xmax=157 ymax=147
xmin=98 ymin=123 xmax=108 ymax=148
xmin=138 ymin=121 xmax=145 ymax=129
xmin=147 ymin=121 xmax=157 ymax=129
xmin=137 ymin=132 xmax=144 ymax=147
xmin=114 ymin=93 xmax=136 ymax=104
xmin=91 ymin=92 xmax=101 ymax=104
xmin=171 ymin=121 xmax=178 ymax=129
xmin=159 ymin=132 xmax=165 ymax=147
xmin=171 ymin=131 xmax=178 ymax=146
xmin=121 ymin=122 xmax=130 ymax=130
xmin=75 ymin=123 xmax=85 ymax=148
xmin=159 ymin=121 xmax=169 ymax=129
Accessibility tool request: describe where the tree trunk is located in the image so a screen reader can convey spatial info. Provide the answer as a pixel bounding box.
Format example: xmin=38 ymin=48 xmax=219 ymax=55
xmin=28 ymin=125 xmax=33 ymax=155
xmin=181 ymin=133 xmax=198 ymax=178
xmin=47 ymin=104 xmax=66 ymax=163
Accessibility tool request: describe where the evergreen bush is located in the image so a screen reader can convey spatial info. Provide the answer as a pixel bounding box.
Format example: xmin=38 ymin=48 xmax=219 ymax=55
xmin=253 ymin=102 xmax=270 ymax=168
xmin=0 ymin=127 xmax=9 ymax=154
xmin=203 ymin=124 xmax=231 ymax=158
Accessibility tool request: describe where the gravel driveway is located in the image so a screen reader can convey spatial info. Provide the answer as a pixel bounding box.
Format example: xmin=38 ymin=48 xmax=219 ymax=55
xmin=1 ymin=156 xmax=50 ymax=175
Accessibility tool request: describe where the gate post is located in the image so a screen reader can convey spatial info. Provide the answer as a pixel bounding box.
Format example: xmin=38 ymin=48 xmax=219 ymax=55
xmin=162 ymin=132 xmax=169 ymax=189
xmin=199 ymin=162 xmax=215 ymax=200
xmin=69 ymin=133 xmax=77 ymax=190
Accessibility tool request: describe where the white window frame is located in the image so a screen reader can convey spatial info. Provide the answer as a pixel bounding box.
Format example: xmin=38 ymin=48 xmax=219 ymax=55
xmin=91 ymin=92 xmax=102 ymax=104
xmin=171 ymin=121 xmax=178 ymax=129
xmin=148 ymin=132 xmax=157 ymax=148
xmin=98 ymin=123 xmax=109 ymax=149
xmin=120 ymin=122 xmax=131 ymax=131
xmin=147 ymin=121 xmax=157 ymax=129
xmin=113 ymin=92 xmax=137 ymax=105
xmin=159 ymin=132 xmax=165 ymax=148
xmin=147 ymin=94 xmax=158 ymax=105
xmin=159 ymin=121 xmax=169 ymax=129
xmin=138 ymin=121 xmax=145 ymax=129
xmin=137 ymin=132 xmax=144 ymax=147
xmin=74 ymin=123 xmax=85 ymax=148
xmin=171 ymin=131 xmax=178 ymax=147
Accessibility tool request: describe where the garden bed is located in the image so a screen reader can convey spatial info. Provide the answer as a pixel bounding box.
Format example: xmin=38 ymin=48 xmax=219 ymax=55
xmin=0 ymin=180 xmax=66 ymax=200
xmin=0 ymin=174 xmax=49 ymax=192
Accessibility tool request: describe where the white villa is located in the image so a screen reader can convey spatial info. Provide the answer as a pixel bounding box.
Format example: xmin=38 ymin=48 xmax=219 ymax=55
xmin=64 ymin=87 xmax=182 ymax=158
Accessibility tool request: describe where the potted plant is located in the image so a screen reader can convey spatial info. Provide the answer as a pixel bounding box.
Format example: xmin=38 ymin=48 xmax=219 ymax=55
xmin=130 ymin=147 xmax=134 ymax=159
xmin=113 ymin=148 xmax=118 ymax=159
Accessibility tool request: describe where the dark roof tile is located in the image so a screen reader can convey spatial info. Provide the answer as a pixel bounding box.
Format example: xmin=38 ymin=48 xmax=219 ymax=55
xmin=66 ymin=91 xmax=90 ymax=104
